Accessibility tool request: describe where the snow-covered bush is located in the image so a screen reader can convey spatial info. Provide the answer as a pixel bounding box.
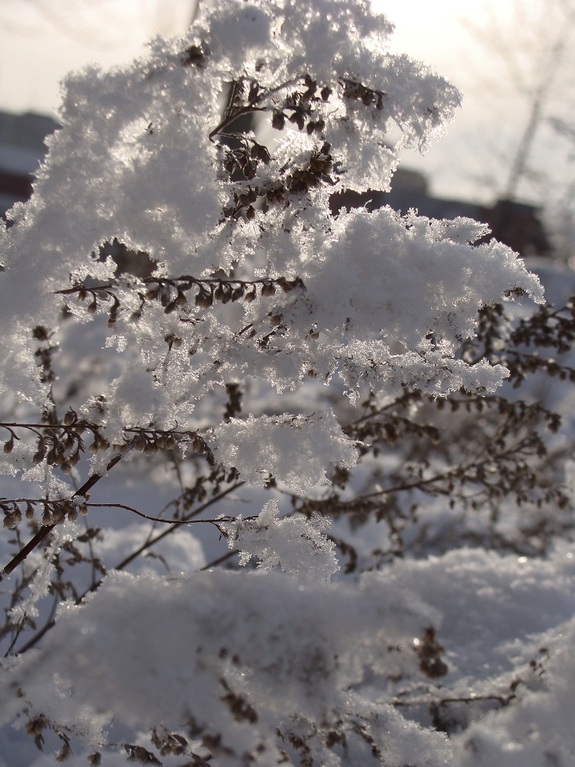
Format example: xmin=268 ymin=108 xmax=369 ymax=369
xmin=2 ymin=1 xmax=575 ymax=765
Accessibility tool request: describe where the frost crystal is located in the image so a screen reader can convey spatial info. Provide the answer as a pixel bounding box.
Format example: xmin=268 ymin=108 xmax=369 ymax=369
xmin=222 ymin=500 xmax=339 ymax=580
xmin=0 ymin=0 xmax=541 ymax=488
xmin=210 ymin=413 xmax=358 ymax=492
xmin=0 ymin=0 xmax=552 ymax=765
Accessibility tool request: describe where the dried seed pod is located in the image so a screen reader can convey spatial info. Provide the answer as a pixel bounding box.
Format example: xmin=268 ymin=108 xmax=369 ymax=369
xmin=289 ymin=111 xmax=305 ymax=130
xmin=51 ymin=505 xmax=66 ymax=525
xmin=195 ymin=288 xmax=213 ymax=308
xmin=250 ymin=143 xmax=270 ymax=163
xmin=63 ymin=409 xmax=77 ymax=425
xmin=108 ymin=304 xmax=120 ymax=326
xmin=164 ymin=435 xmax=176 ymax=450
xmin=159 ymin=286 xmax=173 ymax=307
xmin=181 ymin=44 xmax=208 ymax=68
xmin=244 ymin=289 xmax=257 ymax=303
xmin=261 ymin=282 xmax=276 ymax=297
xmin=132 ymin=432 xmax=147 ymax=451
xmin=192 ymin=434 xmax=206 ymax=453
xmin=87 ymin=298 xmax=98 ymax=315
xmin=63 ymin=432 xmax=77 ymax=450
xmin=272 ymin=110 xmax=285 ymax=130
xmin=156 ymin=434 xmax=169 ymax=450
xmin=164 ymin=334 xmax=182 ymax=348
xmin=32 ymin=325 xmax=50 ymax=341
xmin=3 ymin=511 xmax=16 ymax=529
xmin=243 ymin=155 xmax=256 ymax=177
xmin=146 ymin=286 xmax=160 ymax=300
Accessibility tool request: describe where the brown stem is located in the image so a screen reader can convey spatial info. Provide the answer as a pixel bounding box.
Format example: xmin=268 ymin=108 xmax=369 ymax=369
xmin=84 ymin=501 xmax=253 ymax=529
xmin=15 ymin=480 xmax=245 ymax=654
xmin=200 ymin=549 xmax=238 ymax=570
xmin=0 ymin=453 xmax=122 ymax=582
xmin=112 ymin=480 xmax=245 ymax=572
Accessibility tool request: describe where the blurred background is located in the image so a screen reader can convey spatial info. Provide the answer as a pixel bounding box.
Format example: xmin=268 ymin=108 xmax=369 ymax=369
xmin=1 ymin=0 xmax=574 ymax=260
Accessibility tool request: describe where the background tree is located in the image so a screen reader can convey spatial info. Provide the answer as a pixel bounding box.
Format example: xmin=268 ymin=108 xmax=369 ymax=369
xmin=458 ymin=0 xmax=575 ymax=257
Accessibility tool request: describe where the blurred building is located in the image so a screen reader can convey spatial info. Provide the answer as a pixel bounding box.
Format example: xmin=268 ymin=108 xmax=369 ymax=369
xmin=0 ymin=110 xmax=58 ymax=217
xmin=0 ymin=110 xmax=553 ymax=259
xmin=331 ymin=168 xmax=553 ymax=259
xmin=0 ymin=110 xmax=154 ymax=275
xmin=482 ymin=199 xmax=552 ymax=258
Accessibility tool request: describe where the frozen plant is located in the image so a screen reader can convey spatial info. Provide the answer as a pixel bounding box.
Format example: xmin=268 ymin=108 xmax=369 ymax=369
xmin=0 ymin=1 xmax=566 ymax=765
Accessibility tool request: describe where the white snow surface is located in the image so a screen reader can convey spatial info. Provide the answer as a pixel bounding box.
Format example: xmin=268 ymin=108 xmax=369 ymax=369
xmin=2 ymin=544 xmax=575 ymax=766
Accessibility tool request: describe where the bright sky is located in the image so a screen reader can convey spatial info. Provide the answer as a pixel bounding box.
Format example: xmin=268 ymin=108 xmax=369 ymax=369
xmin=1 ymin=0 xmax=482 ymax=115
xmin=0 ymin=0 xmax=568 ymax=206
xmin=0 ymin=0 xmax=195 ymax=113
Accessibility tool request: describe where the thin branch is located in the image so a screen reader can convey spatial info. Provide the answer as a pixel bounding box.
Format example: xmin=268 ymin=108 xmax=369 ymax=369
xmin=209 ymin=105 xmax=267 ymax=140
xmin=392 ymin=692 xmax=515 ymax=709
xmin=112 ymin=480 xmax=245 ymax=572
xmin=85 ymin=501 xmax=254 ymax=529
xmin=0 ymin=453 xmax=123 ymax=583
xmin=200 ymin=549 xmax=238 ymax=570
xmin=15 ymin=480 xmax=246 ymax=654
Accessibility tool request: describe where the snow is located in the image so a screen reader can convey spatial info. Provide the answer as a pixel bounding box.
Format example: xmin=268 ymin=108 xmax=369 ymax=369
xmin=221 ymin=499 xmax=339 ymax=579
xmin=0 ymin=0 xmax=572 ymax=765
xmin=3 ymin=543 xmax=575 ymax=765
xmin=210 ymin=412 xmax=358 ymax=493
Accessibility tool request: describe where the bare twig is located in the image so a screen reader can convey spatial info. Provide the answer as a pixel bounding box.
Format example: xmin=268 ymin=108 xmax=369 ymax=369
xmin=0 ymin=453 xmax=123 ymax=583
